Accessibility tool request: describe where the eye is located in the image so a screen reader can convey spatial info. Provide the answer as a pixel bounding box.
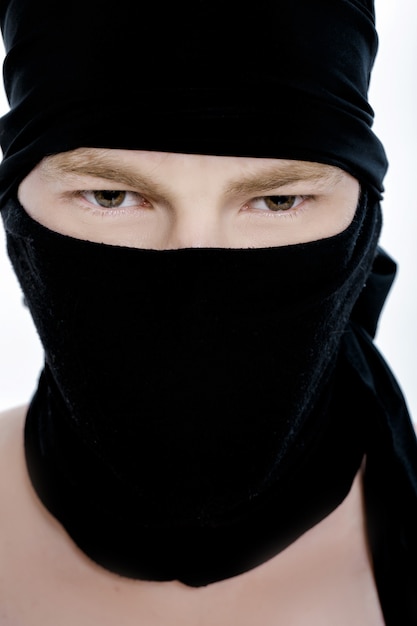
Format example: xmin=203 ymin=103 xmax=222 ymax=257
xmin=250 ymin=195 xmax=305 ymax=212
xmin=82 ymin=190 xmax=142 ymax=208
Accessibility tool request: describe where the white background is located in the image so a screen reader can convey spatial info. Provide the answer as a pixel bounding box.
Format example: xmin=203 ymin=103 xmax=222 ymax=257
xmin=0 ymin=2 xmax=416 ymax=422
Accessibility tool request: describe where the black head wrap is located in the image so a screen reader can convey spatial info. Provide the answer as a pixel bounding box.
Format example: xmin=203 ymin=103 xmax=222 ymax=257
xmin=0 ymin=0 xmax=387 ymax=203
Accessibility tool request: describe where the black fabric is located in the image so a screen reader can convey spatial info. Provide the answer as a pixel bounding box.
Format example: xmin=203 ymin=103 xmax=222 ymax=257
xmin=1 ymin=0 xmax=417 ymax=621
xmin=346 ymin=250 xmax=417 ymax=624
xmin=3 ymin=190 xmax=381 ymax=585
xmin=357 ymin=329 xmax=417 ymax=625
xmin=22 ymin=356 xmax=365 ymax=586
xmin=0 ymin=0 xmax=388 ymax=204
xmin=4 ymin=194 xmax=417 ymax=623
xmin=347 ymin=323 xmax=417 ymax=624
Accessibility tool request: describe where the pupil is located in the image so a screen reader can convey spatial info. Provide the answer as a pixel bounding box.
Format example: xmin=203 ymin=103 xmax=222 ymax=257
xmin=95 ymin=190 xmax=126 ymax=208
xmin=266 ymin=195 xmax=295 ymax=211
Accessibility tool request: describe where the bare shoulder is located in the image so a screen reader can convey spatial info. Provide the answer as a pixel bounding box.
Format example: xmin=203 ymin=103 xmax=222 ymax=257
xmin=0 ymin=404 xmax=27 ymax=476
xmin=0 ymin=403 xmax=58 ymax=624
xmin=0 ymin=404 xmax=27 ymax=469
xmin=0 ymin=405 xmax=27 ymax=575
xmin=0 ymin=403 xmax=27 ymax=434
xmin=0 ymin=404 xmax=27 ymax=420
xmin=0 ymin=403 xmax=27 ymax=507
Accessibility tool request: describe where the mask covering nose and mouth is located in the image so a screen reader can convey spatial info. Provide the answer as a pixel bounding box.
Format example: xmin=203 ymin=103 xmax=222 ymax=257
xmin=0 ymin=0 xmax=389 ymax=586
xmin=2 ymin=190 xmax=381 ymax=584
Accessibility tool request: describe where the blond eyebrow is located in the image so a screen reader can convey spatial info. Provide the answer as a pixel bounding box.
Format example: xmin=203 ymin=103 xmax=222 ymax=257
xmin=224 ymin=162 xmax=344 ymax=196
xmin=40 ymin=149 xmax=169 ymax=199
xmin=40 ymin=148 xmax=345 ymax=197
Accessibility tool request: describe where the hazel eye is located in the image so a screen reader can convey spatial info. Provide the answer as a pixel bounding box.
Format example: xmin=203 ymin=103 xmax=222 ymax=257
xmin=251 ymin=195 xmax=304 ymax=212
xmin=83 ymin=190 xmax=139 ymax=208
xmin=265 ymin=196 xmax=300 ymax=211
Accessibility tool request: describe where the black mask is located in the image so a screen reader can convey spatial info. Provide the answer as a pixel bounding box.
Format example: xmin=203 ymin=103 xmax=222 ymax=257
xmin=2 ymin=190 xmax=381 ymax=585
xmin=0 ymin=0 xmax=391 ymax=590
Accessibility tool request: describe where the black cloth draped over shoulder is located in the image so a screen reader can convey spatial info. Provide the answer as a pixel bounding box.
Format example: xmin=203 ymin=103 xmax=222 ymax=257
xmin=349 ymin=250 xmax=417 ymax=624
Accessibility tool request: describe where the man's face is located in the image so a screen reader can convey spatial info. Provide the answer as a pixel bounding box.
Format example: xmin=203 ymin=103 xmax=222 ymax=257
xmin=18 ymin=149 xmax=359 ymax=249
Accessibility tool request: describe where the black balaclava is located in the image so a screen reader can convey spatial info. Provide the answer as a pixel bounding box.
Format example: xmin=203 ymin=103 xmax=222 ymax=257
xmin=2 ymin=192 xmax=381 ymax=584
xmin=1 ymin=0 xmax=406 ymax=590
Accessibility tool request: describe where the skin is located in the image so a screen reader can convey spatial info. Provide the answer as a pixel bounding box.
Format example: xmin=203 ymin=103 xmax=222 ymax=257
xmin=18 ymin=149 xmax=360 ymax=249
xmin=0 ymin=151 xmax=386 ymax=624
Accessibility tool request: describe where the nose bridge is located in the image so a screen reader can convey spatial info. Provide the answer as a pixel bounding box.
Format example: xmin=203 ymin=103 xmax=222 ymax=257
xmin=165 ymin=197 xmax=226 ymax=249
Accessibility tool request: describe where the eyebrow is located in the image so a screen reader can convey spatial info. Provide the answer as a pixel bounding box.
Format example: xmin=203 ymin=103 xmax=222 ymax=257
xmin=225 ymin=164 xmax=343 ymax=196
xmin=41 ymin=150 xmax=169 ymax=199
xmin=40 ymin=148 xmax=344 ymax=197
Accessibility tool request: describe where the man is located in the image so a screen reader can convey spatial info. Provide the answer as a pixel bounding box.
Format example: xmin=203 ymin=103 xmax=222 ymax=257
xmin=0 ymin=0 xmax=416 ymax=624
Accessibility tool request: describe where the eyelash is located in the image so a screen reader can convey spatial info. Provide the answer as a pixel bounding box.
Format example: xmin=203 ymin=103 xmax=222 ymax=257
xmin=245 ymin=195 xmax=309 ymax=215
xmin=71 ymin=190 xmax=149 ymax=215
xmin=71 ymin=190 xmax=312 ymax=217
